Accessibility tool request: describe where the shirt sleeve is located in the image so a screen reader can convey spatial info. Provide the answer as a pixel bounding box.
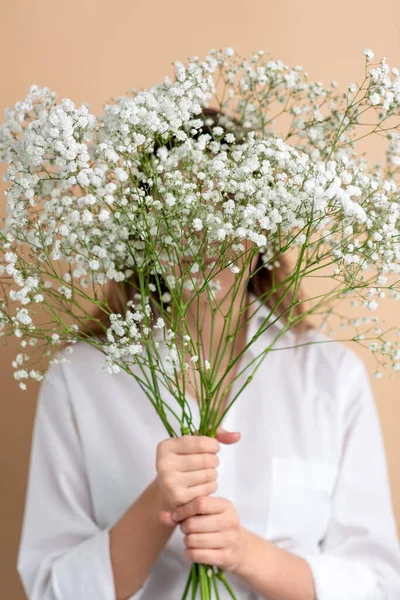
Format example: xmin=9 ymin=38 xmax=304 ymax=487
xmin=17 ymin=360 xmax=117 ymax=600
xmin=297 ymin=354 xmax=400 ymax=600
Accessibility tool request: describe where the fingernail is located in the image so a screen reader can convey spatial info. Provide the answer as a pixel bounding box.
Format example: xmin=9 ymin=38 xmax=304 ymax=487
xmin=171 ymin=512 xmax=179 ymax=522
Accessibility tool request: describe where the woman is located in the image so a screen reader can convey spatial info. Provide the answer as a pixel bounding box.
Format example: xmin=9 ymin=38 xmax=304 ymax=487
xmin=17 ymin=108 xmax=400 ymax=600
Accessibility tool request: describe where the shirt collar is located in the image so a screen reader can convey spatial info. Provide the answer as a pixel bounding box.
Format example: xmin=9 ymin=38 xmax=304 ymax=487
xmin=245 ymin=290 xmax=296 ymax=354
xmin=152 ymin=290 xmax=298 ymax=360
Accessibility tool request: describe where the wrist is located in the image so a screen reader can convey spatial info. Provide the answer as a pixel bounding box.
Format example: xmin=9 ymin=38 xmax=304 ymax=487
xmin=232 ymin=526 xmax=255 ymax=578
xmin=152 ymin=476 xmax=174 ymax=512
xmin=233 ymin=527 xmax=270 ymax=580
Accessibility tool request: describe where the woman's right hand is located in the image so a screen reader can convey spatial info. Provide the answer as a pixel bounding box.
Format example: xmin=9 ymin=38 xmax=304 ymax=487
xmin=155 ymin=428 xmax=240 ymax=516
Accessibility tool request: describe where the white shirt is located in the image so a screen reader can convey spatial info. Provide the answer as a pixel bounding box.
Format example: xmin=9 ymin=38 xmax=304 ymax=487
xmin=17 ymin=292 xmax=400 ymax=600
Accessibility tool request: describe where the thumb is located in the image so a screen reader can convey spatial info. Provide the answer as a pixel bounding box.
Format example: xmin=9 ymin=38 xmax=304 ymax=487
xmin=158 ymin=510 xmax=178 ymax=528
xmin=215 ymin=427 xmax=241 ymax=445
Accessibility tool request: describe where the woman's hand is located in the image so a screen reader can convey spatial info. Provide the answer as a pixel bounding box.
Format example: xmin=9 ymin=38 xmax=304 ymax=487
xmin=155 ymin=428 xmax=240 ymax=513
xmin=170 ymin=495 xmax=247 ymax=573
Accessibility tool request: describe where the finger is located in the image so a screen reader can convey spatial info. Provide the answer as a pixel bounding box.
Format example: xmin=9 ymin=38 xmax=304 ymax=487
xmin=215 ymin=427 xmax=241 ymax=445
xmin=177 ymin=453 xmax=220 ymax=472
xmin=180 ymin=468 xmax=217 ymax=488
xmin=180 ymin=514 xmax=222 ymax=534
xmin=183 ymin=480 xmax=218 ymax=505
xmin=184 ymin=548 xmax=223 ymax=566
xmin=184 ymin=532 xmax=226 ymax=549
xmin=172 ymin=435 xmax=220 ymax=455
xmin=158 ymin=510 xmax=178 ymax=528
xmin=173 ymin=495 xmax=226 ymax=522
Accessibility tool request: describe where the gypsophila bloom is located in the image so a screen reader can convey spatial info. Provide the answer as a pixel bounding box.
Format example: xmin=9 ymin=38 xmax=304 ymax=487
xmin=364 ymin=49 xmax=375 ymax=63
xmin=16 ymin=308 xmax=32 ymax=325
xmin=0 ymin=45 xmax=399 ymax=395
xmin=192 ymin=218 xmax=203 ymax=231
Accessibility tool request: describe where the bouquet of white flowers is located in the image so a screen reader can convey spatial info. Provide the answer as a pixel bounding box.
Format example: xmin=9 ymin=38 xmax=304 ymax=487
xmin=1 ymin=46 xmax=400 ymax=598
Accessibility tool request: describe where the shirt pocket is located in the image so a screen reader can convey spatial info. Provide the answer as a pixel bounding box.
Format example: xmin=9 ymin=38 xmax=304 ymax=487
xmin=265 ymin=457 xmax=338 ymax=548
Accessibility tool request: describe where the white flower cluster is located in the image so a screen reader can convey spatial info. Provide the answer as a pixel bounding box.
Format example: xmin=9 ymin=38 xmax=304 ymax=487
xmin=0 ymin=46 xmax=400 ymax=387
xmin=364 ymin=56 xmax=400 ymax=115
xmin=103 ymin=301 xmax=184 ymax=378
xmin=386 ymin=131 xmax=400 ymax=173
xmin=103 ymin=305 xmax=149 ymax=373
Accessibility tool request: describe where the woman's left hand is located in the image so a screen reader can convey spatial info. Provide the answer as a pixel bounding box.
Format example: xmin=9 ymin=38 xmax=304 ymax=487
xmin=162 ymin=495 xmax=247 ymax=572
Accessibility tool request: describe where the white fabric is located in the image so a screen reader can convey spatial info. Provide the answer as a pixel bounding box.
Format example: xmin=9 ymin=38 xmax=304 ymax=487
xmin=17 ymin=291 xmax=400 ymax=599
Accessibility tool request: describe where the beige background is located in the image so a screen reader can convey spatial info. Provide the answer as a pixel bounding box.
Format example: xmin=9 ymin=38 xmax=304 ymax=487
xmin=1 ymin=1 xmax=400 ymax=598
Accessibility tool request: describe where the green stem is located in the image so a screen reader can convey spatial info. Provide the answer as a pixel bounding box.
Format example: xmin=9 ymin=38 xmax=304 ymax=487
xmin=216 ymin=568 xmax=237 ymax=599
xmin=211 ymin=567 xmax=222 ymax=600
xmin=207 ymin=567 xmax=212 ymax=598
xmin=181 ymin=564 xmax=195 ymax=600
xmin=199 ymin=564 xmax=211 ymax=600
xmin=191 ymin=563 xmax=199 ymax=600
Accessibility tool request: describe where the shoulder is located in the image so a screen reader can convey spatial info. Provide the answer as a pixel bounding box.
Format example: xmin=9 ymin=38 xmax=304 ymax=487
xmin=41 ymin=339 xmax=110 ymax=394
xmin=302 ymin=327 xmax=364 ymax=371
xmin=37 ymin=340 xmax=132 ymax=429
xmin=297 ymin=327 xmax=367 ymax=399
